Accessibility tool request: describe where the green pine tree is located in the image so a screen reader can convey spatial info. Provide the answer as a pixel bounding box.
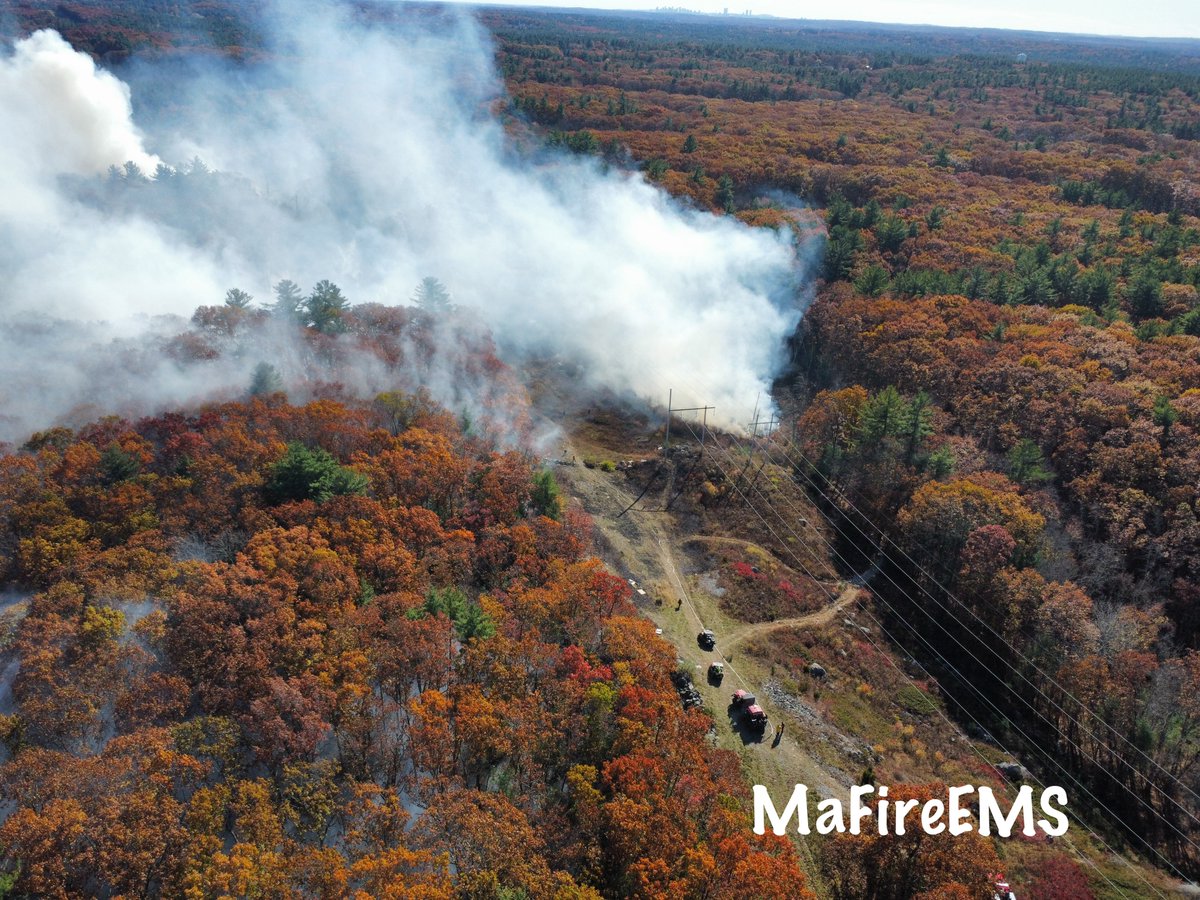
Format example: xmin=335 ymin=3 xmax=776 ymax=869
xmin=1153 ymin=395 xmax=1178 ymax=446
xmin=717 ymin=175 xmax=736 ymax=214
xmin=1007 ymin=439 xmax=1053 ymax=485
xmin=249 ymin=362 xmax=284 ymax=397
xmin=855 ymin=385 xmax=908 ymax=454
xmin=224 ymin=287 xmax=253 ymax=309
xmin=531 ymin=470 xmax=562 ymax=520
xmin=903 ymin=391 xmax=934 ymax=463
xmin=272 ymin=279 xmax=305 ymax=319
xmin=304 ymin=280 xmax=350 ymax=334
xmin=264 ymin=443 xmax=367 ymax=504
xmin=413 ymin=276 xmax=452 ymax=314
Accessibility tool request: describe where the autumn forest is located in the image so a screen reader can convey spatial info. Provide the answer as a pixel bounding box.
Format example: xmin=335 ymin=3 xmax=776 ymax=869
xmin=0 ymin=1 xmax=1199 ymax=898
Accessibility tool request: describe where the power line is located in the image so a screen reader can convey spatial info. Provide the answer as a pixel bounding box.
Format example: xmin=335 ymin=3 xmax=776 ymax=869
xmin=763 ymin=428 xmax=1200 ymax=833
xmin=612 ymin=367 xmax=1190 ymax=886
xmin=721 ymin=431 xmax=1197 ymax=886
xmin=676 ymin=417 xmax=1173 ymax=897
xmin=661 ymin=388 xmax=714 ymax=453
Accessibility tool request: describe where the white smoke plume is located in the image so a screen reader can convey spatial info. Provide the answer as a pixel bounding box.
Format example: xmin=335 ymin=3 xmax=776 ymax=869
xmin=0 ymin=3 xmax=808 ymax=444
xmin=0 ymin=29 xmax=160 ymax=182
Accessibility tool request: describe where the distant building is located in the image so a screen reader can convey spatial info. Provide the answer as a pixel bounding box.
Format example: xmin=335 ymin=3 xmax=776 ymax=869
xmin=1016 ymin=52 xmax=1028 ymax=63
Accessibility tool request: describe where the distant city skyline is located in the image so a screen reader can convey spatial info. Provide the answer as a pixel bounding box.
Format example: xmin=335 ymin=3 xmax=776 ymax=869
xmin=457 ymin=0 xmax=1200 ymax=40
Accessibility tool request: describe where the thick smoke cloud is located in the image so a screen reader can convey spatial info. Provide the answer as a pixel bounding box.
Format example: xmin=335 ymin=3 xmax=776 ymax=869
xmin=0 ymin=29 xmax=160 ymax=181
xmin=0 ymin=28 xmax=222 ymax=324
xmin=0 ymin=4 xmax=807 ymax=444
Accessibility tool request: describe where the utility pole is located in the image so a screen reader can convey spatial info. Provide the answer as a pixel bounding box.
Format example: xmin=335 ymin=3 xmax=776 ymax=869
xmin=660 ymin=390 xmax=714 ymax=511
xmin=663 ymin=389 xmax=672 ymax=453
xmin=747 ymin=413 xmax=779 ymax=438
xmin=663 ymin=390 xmax=714 ymax=454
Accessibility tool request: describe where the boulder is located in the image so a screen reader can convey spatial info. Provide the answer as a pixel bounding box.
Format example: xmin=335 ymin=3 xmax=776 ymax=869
xmin=997 ymin=762 xmax=1028 ymax=781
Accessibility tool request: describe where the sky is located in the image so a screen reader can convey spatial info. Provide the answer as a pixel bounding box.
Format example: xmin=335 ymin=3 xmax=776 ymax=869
xmin=461 ymin=0 xmax=1200 ymax=39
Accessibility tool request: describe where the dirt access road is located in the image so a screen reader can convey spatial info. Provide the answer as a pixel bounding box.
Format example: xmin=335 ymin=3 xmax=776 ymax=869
xmin=721 ymin=586 xmax=858 ymax=656
xmin=552 ymin=443 xmax=870 ymax=888
xmin=680 ymin=534 xmax=860 ymax=656
xmin=543 ymin=428 xmax=1196 ymax=900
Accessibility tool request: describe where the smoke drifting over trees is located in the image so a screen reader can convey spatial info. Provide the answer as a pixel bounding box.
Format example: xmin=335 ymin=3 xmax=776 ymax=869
xmin=0 ymin=3 xmax=808 ymax=443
